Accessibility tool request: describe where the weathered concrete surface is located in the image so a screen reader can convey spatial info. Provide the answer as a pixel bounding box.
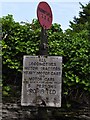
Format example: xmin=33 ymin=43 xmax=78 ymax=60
xmin=2 ymin=102 xmax=90 ymax=120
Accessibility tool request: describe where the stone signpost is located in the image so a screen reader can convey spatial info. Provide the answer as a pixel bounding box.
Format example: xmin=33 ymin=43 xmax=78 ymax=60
xmin=21 ymin=1 xmax=62 ymax=109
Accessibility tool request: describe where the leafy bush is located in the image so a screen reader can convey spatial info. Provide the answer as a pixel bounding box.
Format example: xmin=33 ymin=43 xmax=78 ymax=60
xmin=1 ymin=2 xmax=90 ymax=107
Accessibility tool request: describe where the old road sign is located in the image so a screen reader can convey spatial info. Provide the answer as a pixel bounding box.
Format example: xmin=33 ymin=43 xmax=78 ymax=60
xmin=37 ymin=1 xmax=53 ymax=29
xmin=21 ymin=56 xmax=62 ymax=107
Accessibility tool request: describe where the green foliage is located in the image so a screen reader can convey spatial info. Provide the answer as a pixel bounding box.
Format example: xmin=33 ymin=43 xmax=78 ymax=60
xmin=2 ymin=2 xmax=90 ymax=106
xmin=67 ymin=2 xmax=90 ymax=91
xmin=49 ymin=2 xmax=90 ymax=105
xmin=69 ymin=2 xmax=90 ymax=32
xmin=2 ymin=15 xmax=40 ymax=85
xmin=3 ymin=85 xmax=11 ymax=96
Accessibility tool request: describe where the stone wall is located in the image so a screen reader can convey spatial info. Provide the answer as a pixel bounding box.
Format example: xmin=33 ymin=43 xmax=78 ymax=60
xmin=1 ymin=86 xmax=90 ymax=120
xmin=2 ymin=102 xmax=90 ymax=120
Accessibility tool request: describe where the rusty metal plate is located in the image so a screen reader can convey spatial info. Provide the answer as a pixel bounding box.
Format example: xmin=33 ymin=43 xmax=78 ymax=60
xmin=37 ymin=1 xmax=53 ymax=29
xmin=21 ymin=56 xmax=62 ymax=107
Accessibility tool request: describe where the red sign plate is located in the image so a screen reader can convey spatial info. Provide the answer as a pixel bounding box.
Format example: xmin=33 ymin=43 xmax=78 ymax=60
xmin=37 ymin=1 xmax=53 ymax=29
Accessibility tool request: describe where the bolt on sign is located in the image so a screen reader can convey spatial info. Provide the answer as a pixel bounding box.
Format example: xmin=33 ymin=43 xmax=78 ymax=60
xmin=21 ymin=56 xmax=62 ymax=107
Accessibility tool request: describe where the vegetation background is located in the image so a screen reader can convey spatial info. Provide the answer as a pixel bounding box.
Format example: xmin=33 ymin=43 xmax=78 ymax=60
xmin=1 ymin=2 xmax=90 ymax=109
